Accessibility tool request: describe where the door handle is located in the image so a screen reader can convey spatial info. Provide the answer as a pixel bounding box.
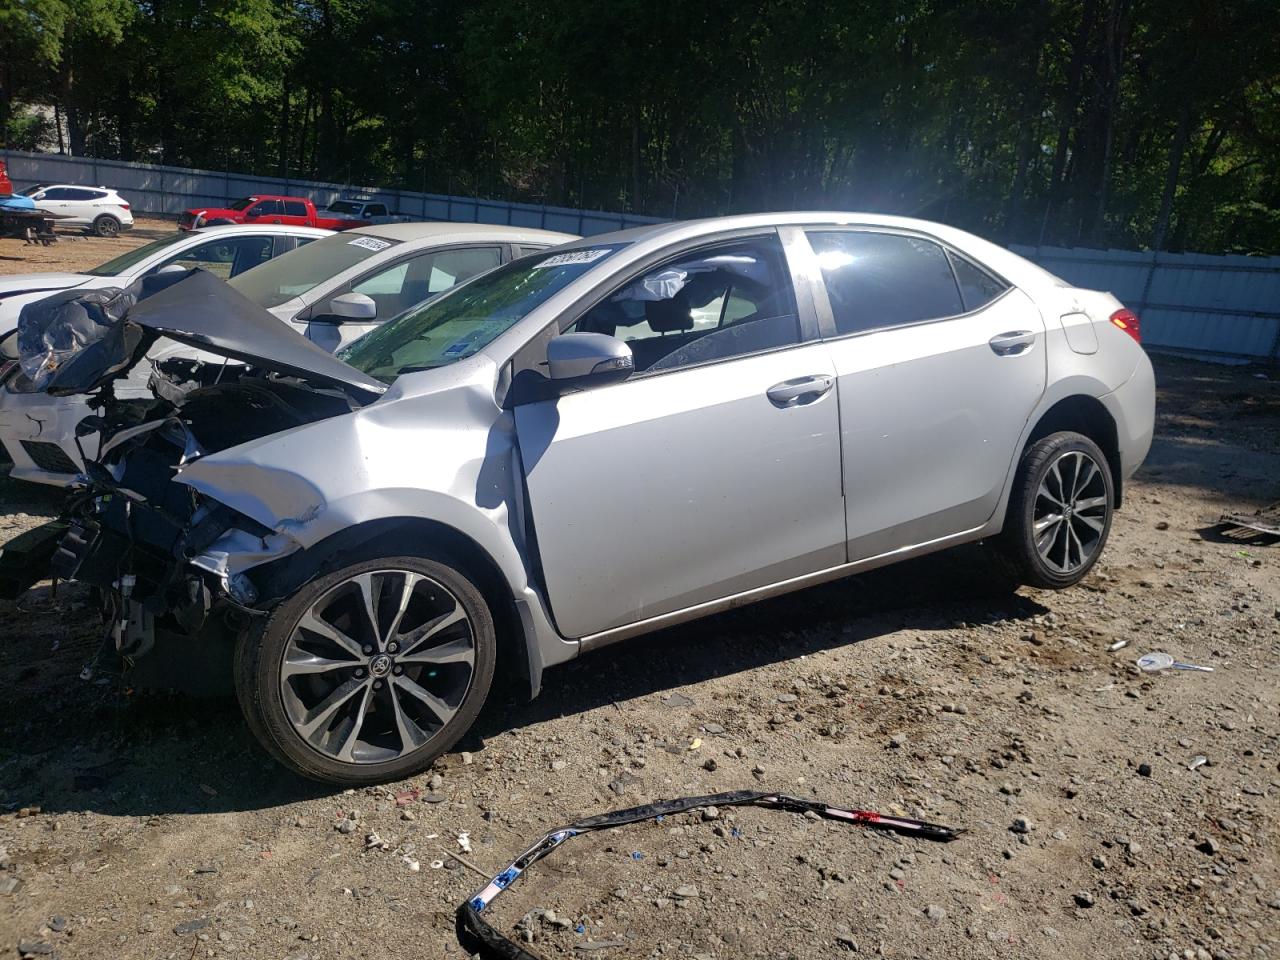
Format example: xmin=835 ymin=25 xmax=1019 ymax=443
xmin=766 ymin=374 xmax=834 ymax=408
xmin=989 ymin=330 xmax=1036 ymax=356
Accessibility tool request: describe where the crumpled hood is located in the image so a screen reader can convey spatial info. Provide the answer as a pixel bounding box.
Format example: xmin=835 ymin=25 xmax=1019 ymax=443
xmin=126 ymin=270 xmax=387 ymax=399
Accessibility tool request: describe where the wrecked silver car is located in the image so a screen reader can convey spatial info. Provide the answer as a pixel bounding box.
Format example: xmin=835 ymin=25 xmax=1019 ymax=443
xmin=1 ymin=213 xmax=1155 ymax=785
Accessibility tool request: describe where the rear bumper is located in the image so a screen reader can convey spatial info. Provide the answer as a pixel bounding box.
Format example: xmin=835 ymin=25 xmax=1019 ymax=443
xmin=1102 ymin=351 xmax=1156 ymax=483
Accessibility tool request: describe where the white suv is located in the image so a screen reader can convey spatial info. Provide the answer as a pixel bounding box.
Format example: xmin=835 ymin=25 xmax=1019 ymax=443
xmin=23 ymin=184 xmax=135 ymax=237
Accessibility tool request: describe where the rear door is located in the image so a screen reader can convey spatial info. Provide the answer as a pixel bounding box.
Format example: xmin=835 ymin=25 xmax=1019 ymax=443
xmin=280 ymin=199 xmax=311 ymax=226
xmin=805 ymin=228 xmax=1047 ymax=560
xmin=514 ymin=230 xmax=847 ymax=639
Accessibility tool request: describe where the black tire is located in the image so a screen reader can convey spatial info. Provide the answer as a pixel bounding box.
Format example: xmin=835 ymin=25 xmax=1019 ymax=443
xmin=92 ymin=215 xmax=121 ymax=238
xmin=999 ymin=431 xmax=1114 ymax=589
xmin=234 ymin=553 xmax=496 ymax=785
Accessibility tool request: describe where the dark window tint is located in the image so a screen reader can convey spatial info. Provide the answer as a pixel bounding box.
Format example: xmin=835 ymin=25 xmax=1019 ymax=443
xmin=41 ymin=187 xmax=74 ymax=200
xmin=948 ymin=252 xmax=1008 ymax=312
xmin=284 ymin=200 xmax=308 ymax=216
xmin=252 ymin=199 xmax=284 ymax=216
xmin=365 ymin=203 xmax=387 ymax=217
xmin=166 ymin=235 xmax=274 ymax=280
xmin=572 ymin=236 xmax=801 ymax=374
xmin=807 ymin=231 xmax=963 ymax=335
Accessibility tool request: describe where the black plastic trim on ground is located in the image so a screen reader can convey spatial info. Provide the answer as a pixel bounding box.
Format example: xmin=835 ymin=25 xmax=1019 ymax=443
xmin=455 ymin=789 xmax=962 ymax=959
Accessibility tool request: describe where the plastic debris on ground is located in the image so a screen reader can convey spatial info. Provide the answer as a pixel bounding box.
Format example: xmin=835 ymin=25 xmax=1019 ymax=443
xmin=454 ymin=789 xmax=962 ymax=959
xmin=1136 ymin=651 xmax=1214 ymax=673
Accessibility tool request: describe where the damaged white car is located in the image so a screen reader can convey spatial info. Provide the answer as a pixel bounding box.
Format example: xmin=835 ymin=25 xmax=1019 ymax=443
xmin=0 ymin=213 xmax=1155 ymax=785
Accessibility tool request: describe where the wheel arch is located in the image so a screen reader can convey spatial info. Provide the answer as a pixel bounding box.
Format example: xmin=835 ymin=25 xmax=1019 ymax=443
xmin=1022 ymin=394 xmax=1123 ymax=508
xmin=249 ymin=516 xmax=535 ymax=699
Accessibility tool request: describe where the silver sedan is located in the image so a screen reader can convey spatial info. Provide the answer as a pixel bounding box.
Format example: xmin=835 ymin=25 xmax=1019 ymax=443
xmin=7 ymin=212 xmax=1155 ymax=783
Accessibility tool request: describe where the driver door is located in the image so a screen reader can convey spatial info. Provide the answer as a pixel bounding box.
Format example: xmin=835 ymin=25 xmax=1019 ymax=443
xmin=514 ymin=231 xmax=847 ymax=639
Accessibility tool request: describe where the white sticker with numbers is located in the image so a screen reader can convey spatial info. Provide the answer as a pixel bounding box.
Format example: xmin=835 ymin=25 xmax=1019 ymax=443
xmin=347 ymin=236 xmax=393 ymax=252
xmin=532 ymin=248 xmax=611 ymax=269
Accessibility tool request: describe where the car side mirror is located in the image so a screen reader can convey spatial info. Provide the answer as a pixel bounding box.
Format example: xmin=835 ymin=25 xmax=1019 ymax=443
xmin=153 ymin=263 xmax=189 ymax=276
xmin=547 ymin=332 xmax=634 ymax=387
xmin=314 ymin=291 xmax=378 ymax=324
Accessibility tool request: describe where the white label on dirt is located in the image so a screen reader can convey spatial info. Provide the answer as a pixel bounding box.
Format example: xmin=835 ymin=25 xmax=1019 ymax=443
xmin=533 ymin=249 xmax=611 ymax=269
xmin=347 ymin=236 xmax=392 ymax=252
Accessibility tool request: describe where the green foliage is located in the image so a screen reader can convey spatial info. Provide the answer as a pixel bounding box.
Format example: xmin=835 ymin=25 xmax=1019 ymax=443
xmin=4 ymin=0 xmax=1280 ymax=253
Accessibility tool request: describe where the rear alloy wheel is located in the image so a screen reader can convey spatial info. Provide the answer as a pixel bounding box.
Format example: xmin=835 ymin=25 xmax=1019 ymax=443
xmin=92 ymin=215 xmax=121 ymax=238
xmin=235 ymin=555 xmax=496 ymax=784
xmin=1000 ymin=431 xmax=1114 ymax=589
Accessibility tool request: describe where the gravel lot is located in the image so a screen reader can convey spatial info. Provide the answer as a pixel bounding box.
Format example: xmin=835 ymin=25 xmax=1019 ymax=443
xmin=0 ymin=217 xmax=176 ymax=276
xmin=0 ymin=229 xmax=1277 ymax=959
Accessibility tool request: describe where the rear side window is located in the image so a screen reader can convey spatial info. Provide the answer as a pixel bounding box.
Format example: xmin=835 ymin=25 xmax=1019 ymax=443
xmin=284 ymin=200 xmax=308 ymax=216
xmin=807 ymin=231 xmax=963 ymax=335
xmin=948 ymin=252 xmax=1008 ymax=312
xmin=366 ymin=203 xmax=387 ymax=217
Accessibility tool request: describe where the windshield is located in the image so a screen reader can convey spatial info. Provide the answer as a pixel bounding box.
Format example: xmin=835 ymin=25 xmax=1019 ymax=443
xmin=340 ymin=244 xmax=627 ymax=382
xmin=85 ymin=232 xmax=193 ymax=276
xmin=228 ymin=232 xmax=401 ymax=308
xmin=327 ymin=200 xmax=360 ymax=214
xmin=229 ymin=197 xmax=256 ymax=211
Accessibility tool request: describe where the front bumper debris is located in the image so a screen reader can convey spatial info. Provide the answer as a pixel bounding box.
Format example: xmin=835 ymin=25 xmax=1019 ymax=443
xmin=0 ymin=520 xmax=68 ymax=599
xmin=455 ymin=789 xmax=962 ymax=959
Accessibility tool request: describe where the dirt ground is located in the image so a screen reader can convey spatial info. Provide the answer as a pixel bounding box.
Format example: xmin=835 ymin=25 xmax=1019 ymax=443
xmin=0 ymin=229 xmax=1277 ymax=960
xmin=0 ymin=217 xmax=175 ymax=276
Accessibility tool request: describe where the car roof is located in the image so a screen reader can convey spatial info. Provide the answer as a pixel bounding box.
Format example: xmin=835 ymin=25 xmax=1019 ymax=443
xmin=36 ymin=183 xmax=122 ymax=193
xmin=566 ymin=211 xmax=1062 ymax=293
xmin=347 ymin=222 xmax=578 ymax=245
xmin=191 ymin=224 xmax=333 ymax=238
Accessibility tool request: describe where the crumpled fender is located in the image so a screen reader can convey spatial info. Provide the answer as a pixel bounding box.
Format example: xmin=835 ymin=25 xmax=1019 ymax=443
xmin=173 ymin=370 xmax=534 ymax=597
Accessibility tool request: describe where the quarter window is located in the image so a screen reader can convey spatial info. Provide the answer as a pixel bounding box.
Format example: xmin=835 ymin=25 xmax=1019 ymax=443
xmin=948 ymin=252 xmax=1008 ymax=312
xmin=571 ymin=237 xmax=801 ymax=374
xmin=807 ymin=231 xmax=964 ymax=335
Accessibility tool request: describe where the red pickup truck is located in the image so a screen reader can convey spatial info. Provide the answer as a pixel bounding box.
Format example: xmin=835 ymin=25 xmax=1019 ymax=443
xmin=179 ymin=195 xmax=361 ymax=231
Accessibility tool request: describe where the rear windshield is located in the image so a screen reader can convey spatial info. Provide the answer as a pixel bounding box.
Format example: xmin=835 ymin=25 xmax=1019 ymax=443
xmin=340 ymin=244 xmax=626 ymax=382
xmin=228 ymin=232 xmax=400 ymax=308
xmin=85 ymin=232 xmax=193 ymax=276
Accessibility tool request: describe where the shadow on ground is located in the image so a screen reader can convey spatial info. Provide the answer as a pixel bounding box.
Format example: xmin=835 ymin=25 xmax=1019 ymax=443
xmin=0 ymin=543 xmax=1043 ymax=820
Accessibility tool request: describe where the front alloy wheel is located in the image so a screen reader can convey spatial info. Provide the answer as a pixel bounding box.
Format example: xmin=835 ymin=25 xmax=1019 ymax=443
xmin=236 ymin=555 xmax=496 ymax=784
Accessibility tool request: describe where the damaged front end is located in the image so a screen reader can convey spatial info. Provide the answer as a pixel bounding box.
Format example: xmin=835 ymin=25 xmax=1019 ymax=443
xmin=0 ymin=270 xmax=386 ymax=693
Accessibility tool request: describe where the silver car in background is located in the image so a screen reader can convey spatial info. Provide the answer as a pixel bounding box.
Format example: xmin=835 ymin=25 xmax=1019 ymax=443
xmin=5 ymin=212 xmax=1154 ymax=784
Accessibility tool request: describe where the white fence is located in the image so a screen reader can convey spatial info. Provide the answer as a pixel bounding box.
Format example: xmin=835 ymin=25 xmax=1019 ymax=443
xmin=1 ymin=149 xmax=663 ymax=237
xmin=1012 ymin=245 xmax=1280 ymax=362
xmin=5 ymin=149 xmax=1276 ymax=361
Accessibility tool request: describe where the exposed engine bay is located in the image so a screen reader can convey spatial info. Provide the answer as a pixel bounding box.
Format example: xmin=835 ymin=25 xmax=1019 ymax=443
xmin=0 ymin=270 xmax=384 ymax=693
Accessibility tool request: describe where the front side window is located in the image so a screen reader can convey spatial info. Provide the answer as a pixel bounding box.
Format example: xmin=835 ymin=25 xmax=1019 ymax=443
xmin=570 ymin=236 xmax=800 ymax=374
xmin=168 ymin=236 xmax=274 ymax=279
xmin=228 ymin=231 xmax=402 ymax=307
xmin=251 ymin=199 xmax=284 ymax=216
xmin=339 ymin=243 xmax=627 ymax=381
xmin=807 ymin=231 xmax=964 ymax=335
xmin=350 ymin=246 xmax=502 ymax=319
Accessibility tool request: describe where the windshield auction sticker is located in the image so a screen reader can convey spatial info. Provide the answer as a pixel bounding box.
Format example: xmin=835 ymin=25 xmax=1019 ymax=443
xmin=347 ymin=236 xmax=393 ymax=252
xmin=533 ymin=249 xmax=611 ymax=269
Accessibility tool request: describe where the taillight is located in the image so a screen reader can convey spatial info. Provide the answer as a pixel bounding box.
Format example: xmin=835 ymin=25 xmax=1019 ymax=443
xmin=1109 ymin=308 xmax=1140 ymax=343
xmin=119 ymin=202 xmax=130 ymax=210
